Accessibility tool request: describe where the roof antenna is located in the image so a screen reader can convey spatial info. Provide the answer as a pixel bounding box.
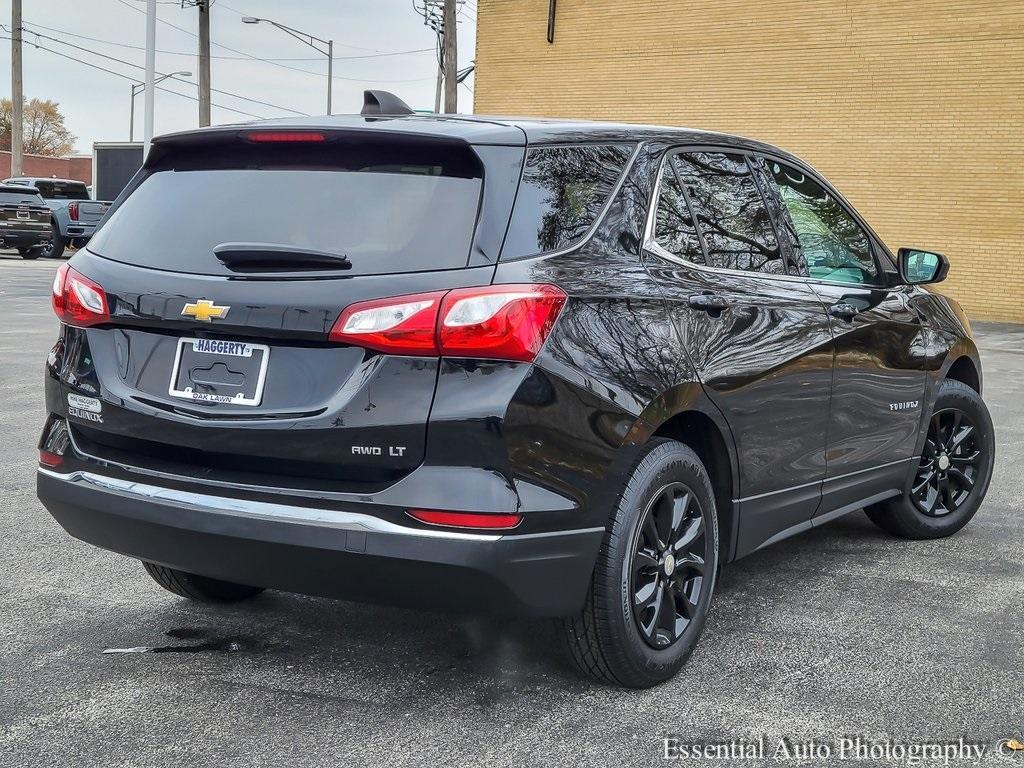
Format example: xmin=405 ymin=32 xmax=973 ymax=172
xmin=361 ymin=90 xmax=414 ymax=116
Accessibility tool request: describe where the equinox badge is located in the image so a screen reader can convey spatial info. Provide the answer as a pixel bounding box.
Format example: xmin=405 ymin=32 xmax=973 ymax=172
xmin=182 ymin=299 xmax=230 ymax=322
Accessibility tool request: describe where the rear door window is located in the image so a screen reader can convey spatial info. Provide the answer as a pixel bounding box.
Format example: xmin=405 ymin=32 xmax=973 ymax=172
xmin=87 ymin=140 xmax=484 ymax=276
xmin=673 ymin=152 xmax=784 ymax=274
xmin=501 ymin=144 xmax=634 ymax=259
xmin=652 ymin=159 xmax=705 ymax=264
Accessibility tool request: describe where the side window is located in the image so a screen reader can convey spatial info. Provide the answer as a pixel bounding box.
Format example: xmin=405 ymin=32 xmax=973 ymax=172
xmin=767 ymin=161 xmax=878 ymax=284
xmin=674 ymin=152 xmax=785 ymax=274
xmin=501 ymin=143 xmax=634 ymax=259
xmin=653 ymin=159 xmax=705 ymax=264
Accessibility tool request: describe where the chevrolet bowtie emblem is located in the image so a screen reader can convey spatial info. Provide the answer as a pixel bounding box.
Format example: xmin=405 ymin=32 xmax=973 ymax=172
xmin=182 ymin=299 xmax=230 ymax=322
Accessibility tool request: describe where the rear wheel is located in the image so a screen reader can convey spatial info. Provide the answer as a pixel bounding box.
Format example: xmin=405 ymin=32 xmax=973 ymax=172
xmin=44 ymin=222 xmax=65 ymax=259
xmin=18 ymin=247 xmax=40 ymax=260
xmin=142 ymin=561 xmax=264 ymax=603
xmin=562 ymin=439 xmax=719 ymax=688
xmin=865 ymin=379 xmax=994 ymax=539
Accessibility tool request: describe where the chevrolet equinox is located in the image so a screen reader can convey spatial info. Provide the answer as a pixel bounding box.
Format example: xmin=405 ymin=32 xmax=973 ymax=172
xmin=37 ymin=92 xmax=994 ymax=688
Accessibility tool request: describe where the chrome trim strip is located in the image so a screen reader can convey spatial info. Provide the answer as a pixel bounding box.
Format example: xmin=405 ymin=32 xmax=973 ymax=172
xmin=733 ymin=458 xmax=913 ymax=503
xmin=38 ymin=468 xmax=603 ymax=544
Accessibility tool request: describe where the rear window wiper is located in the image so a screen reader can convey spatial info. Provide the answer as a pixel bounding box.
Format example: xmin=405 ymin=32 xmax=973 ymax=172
xmin=213 ymin=243 xmax=352 ymax=271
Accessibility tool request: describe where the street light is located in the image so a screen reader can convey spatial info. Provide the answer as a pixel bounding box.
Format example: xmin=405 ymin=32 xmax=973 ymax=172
xmin=241 ymin=16 xmax=333 ymax=115
xmin=130 ymin=71 xmax=191 ymax=142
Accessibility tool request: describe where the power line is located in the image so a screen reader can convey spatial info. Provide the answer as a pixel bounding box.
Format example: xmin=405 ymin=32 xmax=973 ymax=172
xmin=21 ymin=19 xmax=434 ymax=61
xmin=112 ymin=0 xmax=321 ymax=77
xmin=15 ymin=25 xmax=308 ymax=115
xmin=114 ymin=0 xmax=435 ymax=82
xmin=212 ymin=1 xmax=403 ymax=54
xmin=0 ymin=35 xmax=266 ymax=120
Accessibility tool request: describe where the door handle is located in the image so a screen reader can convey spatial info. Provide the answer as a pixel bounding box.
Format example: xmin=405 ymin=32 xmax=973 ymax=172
xmin=688 ymin=293 xmax=729 ymax=315
xmin=828 ymin=301 xmax=860 ymax=320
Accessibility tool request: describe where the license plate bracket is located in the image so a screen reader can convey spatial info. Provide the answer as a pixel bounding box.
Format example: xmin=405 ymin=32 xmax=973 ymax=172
xmin=168 ymin=337 xmax=270 ymax=406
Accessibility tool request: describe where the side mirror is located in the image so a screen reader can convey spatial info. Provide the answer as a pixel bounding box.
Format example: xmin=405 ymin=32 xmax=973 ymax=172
xmin=898 ymin=248 xmax=949 ymax=285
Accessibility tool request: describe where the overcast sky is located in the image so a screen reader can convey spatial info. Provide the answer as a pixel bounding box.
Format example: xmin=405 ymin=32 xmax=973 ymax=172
xmin=1 ymin=0 xmax=477 ymax=153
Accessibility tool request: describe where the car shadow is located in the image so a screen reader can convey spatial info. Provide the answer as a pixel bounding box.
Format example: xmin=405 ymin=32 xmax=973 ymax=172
xmin=95 ymin=510 xmax=897 ymax=693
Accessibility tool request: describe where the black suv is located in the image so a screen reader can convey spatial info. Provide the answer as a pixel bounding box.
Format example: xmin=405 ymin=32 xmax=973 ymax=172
xmin=0 ymin=183 xmax=52 ymax=258
xmin=37 ymin=93 xmax=994 ymax=688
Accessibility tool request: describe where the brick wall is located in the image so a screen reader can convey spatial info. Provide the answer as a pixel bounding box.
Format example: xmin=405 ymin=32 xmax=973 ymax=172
xmin=474 ymin=0 xmax=1024 ymax=322
xmin=0 ymin=151 xmax=92 ymax=185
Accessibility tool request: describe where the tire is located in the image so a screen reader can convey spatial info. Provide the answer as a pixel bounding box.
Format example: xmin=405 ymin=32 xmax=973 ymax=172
xmin=18 ymin=247 xmax=40 ymax=260
xmin=142 ymin=561 xmax=264 ymax=603
xmin=865 ymin=378 xmax=994 ymax=539
xmin=562 ymin=439 xmax=720 ymax=688
xmin=44 ymin=222 xmax=65 ymax=259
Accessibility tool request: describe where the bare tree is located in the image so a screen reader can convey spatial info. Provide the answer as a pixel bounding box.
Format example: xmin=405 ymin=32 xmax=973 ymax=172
xmin=0 ymin=98 xmax=76 ymax=156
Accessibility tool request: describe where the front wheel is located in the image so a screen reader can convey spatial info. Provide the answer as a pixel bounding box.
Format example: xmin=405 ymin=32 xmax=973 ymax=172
xmin=142 ymin=561 xmax=264 ymax=603
xmin=562 ymin=439 xmax=719 ymax=688
xmin=866 ymin=378 xmax=994 ymax=539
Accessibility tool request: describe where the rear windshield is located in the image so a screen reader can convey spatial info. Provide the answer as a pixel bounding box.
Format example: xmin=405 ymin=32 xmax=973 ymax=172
xmin=501 ymin=143 xmax=634 ymax=259
xmin=34 ymin=181 xmax=90 ymax=200
xmin=0 ymin=189 xmax=43 ymax=205
xmin=88 ymin=140 xmax=483 ymax=276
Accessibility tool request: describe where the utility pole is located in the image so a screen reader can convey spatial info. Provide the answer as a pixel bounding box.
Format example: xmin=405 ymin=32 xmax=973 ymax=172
xmin=434 ymin=59 xmax=443 ymax=113
xmin=198 ymin=0 xmax=211 ymax=126
xmin=442 ymin=0 xmax=457 ymax=113
xmin=326 ymin=39 xmax=333 ymax=116
xmin=143 ymin=0 xmax=156 ymax=156
xmin=11 ymin=0 xmax=24 ymax=177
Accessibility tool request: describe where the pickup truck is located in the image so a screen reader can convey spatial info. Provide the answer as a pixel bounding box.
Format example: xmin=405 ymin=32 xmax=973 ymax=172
xmin=3 ymin=177 xmax=111 ymax=258
xmin=0 ymin=184 xmax=52 ymax=258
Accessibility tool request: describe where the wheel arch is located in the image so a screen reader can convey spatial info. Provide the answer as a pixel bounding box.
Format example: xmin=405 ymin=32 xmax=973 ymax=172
xmin=945 ymin=355 xmax=980 ymax=393
xmin=626 ymin=388 xmax=740 ymax=564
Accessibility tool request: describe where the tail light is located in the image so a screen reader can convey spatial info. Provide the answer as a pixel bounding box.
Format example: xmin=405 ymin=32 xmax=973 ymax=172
xmin=52 ymin=263 xmax=111 ymax=327
xmin=39 ymin=449 xmax=63 ymax=468
xmin=68 ymin=201 xmax=79 ymax=221
xmin=330 ymin=290 xmax=445 ymax=355
xmin=408 ymin=509 xmax=522 ymax=530
xmin=329 ymin=284 xmax=566 ymax=363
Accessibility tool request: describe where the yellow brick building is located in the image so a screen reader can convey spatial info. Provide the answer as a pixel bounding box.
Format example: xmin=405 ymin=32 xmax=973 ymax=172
xmin=473 ymin=0 xmax=1024 ymax=322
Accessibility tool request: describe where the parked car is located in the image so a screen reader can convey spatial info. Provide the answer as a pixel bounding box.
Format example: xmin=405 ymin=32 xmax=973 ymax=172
xmin=36 ymin=94 xmax=994 ymax=688
xmin=3 ymin=177 xmax=110 ymax=259
xmin=0 ymin=184 xmax=53 ymax=258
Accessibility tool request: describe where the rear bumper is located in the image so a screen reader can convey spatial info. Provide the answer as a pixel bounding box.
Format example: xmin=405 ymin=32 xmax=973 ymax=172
xmin=37 ymin=468 xmax=604 ymax=617
xmin=65 ymin=223 xmax=97 ymax=238
xmin=0 ymin=228 xmax=50 ymax=248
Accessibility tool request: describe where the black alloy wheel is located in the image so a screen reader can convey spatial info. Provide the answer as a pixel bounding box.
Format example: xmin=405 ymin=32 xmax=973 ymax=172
xmin=629 ymin=481 xmax=708 ymax=649
xmin=912 ymin=408 xmax=981 ymax=517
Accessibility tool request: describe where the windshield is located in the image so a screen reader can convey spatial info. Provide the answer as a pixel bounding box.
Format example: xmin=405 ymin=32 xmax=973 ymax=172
xmin=88 ymin=141 xmax=483 ymax=276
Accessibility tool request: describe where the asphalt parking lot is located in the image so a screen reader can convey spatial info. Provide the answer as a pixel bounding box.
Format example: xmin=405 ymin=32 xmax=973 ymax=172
xmin=1 ymin=251 xmax=1021 ymax=767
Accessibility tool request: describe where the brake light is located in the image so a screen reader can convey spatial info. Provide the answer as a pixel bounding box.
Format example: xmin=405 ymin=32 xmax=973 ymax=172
xmin=408 ymin=509 xmax=523 ymax=530
xmin=329 ymin=284 xmax=566 ymax=362
xmin=68 ymin=201 xmax=79 ymax=221
xmin=52 ymin=264 xmax=111 ymax=327
xmin=244 ymin=130 xmax=325 ymax=143
xmin=439 ymin=284 xmax=566 ymax=362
